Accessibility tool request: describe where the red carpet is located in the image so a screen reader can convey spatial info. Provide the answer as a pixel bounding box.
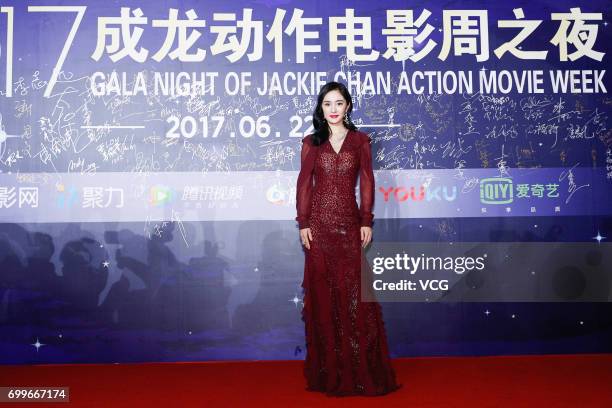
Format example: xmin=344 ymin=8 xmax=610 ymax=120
xmin=1 ymin=354 xmax=611 ymax=407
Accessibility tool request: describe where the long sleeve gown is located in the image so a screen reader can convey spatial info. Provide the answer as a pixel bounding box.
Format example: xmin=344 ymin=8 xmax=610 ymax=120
xmin=295 ymin=129 xmax=402 ymax=397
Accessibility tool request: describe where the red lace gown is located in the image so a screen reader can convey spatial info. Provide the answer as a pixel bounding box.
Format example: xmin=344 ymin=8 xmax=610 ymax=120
xmin=296 ymin=129 xmax=402 ymax=396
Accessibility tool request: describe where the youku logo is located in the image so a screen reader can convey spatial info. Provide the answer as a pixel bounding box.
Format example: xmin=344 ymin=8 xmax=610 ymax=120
xmin=480 ymin=178 xmax=513 ymax=204
xmin=379 ymin=185 xmax=457 ymax=202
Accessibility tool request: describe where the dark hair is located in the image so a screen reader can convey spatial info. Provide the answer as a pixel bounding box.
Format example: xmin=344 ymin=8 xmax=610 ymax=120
xmin=311 ymin=81 xmax=357 ymax=146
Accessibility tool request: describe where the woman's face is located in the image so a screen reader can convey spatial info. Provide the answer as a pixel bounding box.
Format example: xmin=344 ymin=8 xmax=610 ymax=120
xmin=322 ymin=89 xmax=350 ymax=126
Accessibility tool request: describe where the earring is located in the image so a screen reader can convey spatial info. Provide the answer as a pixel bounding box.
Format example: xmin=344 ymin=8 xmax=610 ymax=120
xmin=343 ymin=113 xmax=349 ymax=125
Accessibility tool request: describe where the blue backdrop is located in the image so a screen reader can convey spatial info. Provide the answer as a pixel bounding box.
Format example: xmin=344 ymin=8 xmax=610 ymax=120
xmin=0 ymin=0 xmax=611 ymax=364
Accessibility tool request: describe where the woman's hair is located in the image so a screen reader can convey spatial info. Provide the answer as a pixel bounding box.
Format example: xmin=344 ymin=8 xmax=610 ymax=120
xmin=311 ymin=81 xmax=357 ymax=146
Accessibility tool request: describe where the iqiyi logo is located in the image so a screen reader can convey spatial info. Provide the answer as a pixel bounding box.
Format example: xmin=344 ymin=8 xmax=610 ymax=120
xmin=480 ymin=178 xmax=513 ymax=204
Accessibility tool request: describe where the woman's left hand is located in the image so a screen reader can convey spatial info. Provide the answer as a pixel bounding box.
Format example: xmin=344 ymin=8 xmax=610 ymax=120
xmin=360 ymin=226 xmax=372 ymax=248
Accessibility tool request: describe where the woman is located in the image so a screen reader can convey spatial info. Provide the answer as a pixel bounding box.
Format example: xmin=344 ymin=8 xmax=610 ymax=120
xmin=296 ymin=81 xmax=402 ymax=396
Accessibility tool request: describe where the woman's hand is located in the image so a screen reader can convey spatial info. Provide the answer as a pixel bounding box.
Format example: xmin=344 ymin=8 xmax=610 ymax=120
xmin=361 ymin=226 xmax=372 ymax=248
xmin=300 ymin=228 xmax=313 ymax=250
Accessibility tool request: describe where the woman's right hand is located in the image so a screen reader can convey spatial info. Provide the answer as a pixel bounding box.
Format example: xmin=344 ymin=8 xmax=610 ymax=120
xmin=300 ymin=228 xmax=313 ymax=250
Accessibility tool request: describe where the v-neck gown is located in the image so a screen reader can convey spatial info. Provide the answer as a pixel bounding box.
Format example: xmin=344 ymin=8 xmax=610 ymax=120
xmin=295 ymin=129 xmax=402 ymax=396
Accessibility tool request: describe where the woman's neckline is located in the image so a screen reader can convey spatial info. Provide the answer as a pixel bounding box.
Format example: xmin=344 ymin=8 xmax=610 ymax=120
xmin=329 ymin=129 xmax=351 ymax=155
